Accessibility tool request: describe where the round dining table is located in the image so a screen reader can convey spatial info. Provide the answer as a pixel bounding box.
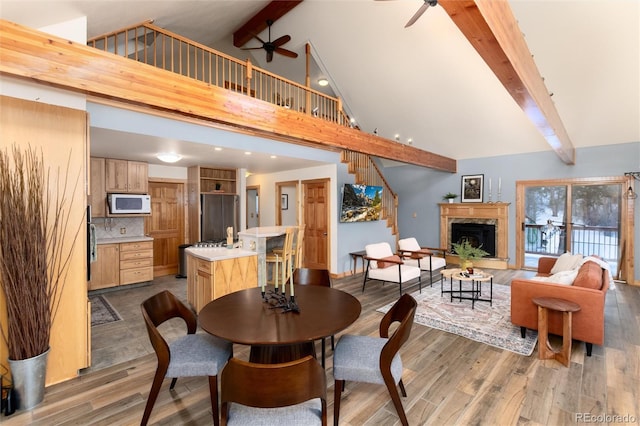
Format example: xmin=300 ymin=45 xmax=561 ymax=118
xmin=199 ymin=285 xmax=361 ymax=363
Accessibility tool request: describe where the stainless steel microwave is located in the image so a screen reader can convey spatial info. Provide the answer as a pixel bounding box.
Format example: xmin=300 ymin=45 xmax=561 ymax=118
xmin=107 ymin=193 xmax=151 ymax=214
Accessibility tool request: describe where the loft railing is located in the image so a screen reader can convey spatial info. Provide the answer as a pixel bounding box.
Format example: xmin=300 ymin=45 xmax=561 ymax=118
xmin=341 ymin=150 xmax=398 ymax=237
xmin=87 ymin=21 xmax=351 ymax=126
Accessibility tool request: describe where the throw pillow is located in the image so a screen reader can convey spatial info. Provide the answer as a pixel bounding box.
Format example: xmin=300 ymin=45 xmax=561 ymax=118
xmin=377 ymin=255 xmax=402 ymax=269
xmin=550 ymin=252 xmax=583 ymax=274
xmin=573 ymin=261 xmax=603 ymax=290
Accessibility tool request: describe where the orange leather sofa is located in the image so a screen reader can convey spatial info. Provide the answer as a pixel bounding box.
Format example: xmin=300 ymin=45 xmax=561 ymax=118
xmin=510 ymin=257 xmax=610 ymax=356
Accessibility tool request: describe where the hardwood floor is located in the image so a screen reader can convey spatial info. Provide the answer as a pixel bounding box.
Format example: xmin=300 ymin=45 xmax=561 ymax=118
xmin=4 ymin=269 xmax=639 ymax=425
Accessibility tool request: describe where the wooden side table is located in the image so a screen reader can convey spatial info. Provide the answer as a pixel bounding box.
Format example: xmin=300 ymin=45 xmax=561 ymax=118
xmin=532 ymin=297 xmax=581 ymax=367
xmin=349 ymin=250 xmax=367 ymax=275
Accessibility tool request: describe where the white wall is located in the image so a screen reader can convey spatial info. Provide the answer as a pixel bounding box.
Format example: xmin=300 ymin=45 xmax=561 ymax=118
xmin=247 ymin=164 xmax=339 ymax=271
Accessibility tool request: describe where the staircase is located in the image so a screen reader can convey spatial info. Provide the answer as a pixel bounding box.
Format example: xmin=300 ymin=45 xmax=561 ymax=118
xmin=341 ymin=150 xmax=398 ymax=238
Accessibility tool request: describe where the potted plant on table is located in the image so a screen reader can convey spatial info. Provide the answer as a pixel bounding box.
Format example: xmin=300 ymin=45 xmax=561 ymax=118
xmin=0 ymin=145 xmax=81 ymax=410
xmin=451 ymin=240 xmax=489 ymax=272
xmin=442 ymin=192 xmax=458 ymax=203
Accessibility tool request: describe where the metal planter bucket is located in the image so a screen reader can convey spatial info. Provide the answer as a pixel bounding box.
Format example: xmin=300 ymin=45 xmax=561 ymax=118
xmin=8 ymin=348 xmax=49 ymax=411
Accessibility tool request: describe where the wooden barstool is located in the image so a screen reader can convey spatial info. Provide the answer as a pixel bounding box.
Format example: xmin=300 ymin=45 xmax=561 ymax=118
xmin=265 ymin=227 xmax=295 ymax=290
xmin=533 ymin=296 xmax=581 ymax=367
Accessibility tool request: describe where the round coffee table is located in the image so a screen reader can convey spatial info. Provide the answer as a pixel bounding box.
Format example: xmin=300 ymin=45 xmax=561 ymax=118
xmin=441 ymin=268 xmax=494 ymax=309
xmin=198 ymin=285 xmax=361 ymax=363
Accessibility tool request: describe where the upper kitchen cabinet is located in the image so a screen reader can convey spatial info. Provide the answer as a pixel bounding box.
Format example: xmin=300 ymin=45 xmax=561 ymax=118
xmin=199 ymin=167 xmax=236 ymax=194
xmin=105 ymin=158 xmax=148 ymax=193
xmin=89 ymin=157 xmax=106 ymax=217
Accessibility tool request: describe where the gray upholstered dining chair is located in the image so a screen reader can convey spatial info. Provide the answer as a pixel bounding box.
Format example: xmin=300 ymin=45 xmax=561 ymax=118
xmin=333 ymin=293 xmax=417 ymax=426
xmin=220 ymin=355 xmax=327 ymax=425
xmin=140 ymin=290 xmax=232 ymax=426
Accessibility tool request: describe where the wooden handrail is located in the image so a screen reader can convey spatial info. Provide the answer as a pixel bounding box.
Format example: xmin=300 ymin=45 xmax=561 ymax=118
xmin=88 ymin=21 xmax=352 ymax=127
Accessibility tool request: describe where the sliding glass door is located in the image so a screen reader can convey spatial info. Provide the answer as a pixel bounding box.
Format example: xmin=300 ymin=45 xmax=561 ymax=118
xmin=517 ymin=178 xmax=626 ymax=277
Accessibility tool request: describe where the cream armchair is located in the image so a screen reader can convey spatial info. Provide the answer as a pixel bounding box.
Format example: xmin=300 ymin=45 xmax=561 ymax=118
xmin=362 ymin=242 xmax=422 ymax=296
xmin=397 ymin=237 xmax=447 ymax=285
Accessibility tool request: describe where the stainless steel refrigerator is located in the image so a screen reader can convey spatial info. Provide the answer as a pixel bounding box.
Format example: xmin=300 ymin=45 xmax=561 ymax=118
xmin=200 ymin=194 xmax=239 ymax=241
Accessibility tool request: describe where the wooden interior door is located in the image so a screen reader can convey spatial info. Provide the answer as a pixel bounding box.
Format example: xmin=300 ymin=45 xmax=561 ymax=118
xmin=145 ymin=180 xmax=185 ymax=277
xmin=302 ymin=179 xmax=329 ymax=270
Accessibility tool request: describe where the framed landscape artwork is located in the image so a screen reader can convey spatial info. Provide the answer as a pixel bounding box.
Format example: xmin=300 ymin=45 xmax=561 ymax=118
xmin=461 ymin=174 xmax=484 ymax=203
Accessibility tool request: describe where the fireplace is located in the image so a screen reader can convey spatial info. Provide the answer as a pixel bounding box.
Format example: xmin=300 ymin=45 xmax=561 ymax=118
xmin=451 ymin=223 xmax=496 ymax=257
xmin=439 ymin=202 xmax=510 ymax=269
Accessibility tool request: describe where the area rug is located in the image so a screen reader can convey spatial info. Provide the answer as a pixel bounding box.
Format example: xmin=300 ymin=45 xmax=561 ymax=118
xmin=377 ymin=282 xmax=538 ymax=356
xmin=90 ymin=294 xmax=122 ymax=327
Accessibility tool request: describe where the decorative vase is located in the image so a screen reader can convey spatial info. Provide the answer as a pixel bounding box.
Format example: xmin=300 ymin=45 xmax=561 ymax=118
xmin=8 ymin=348 xmax=50 ymax=410
xmin=448 ymin=199 xmax=454 ymax=203
xmin=460 ymin=260 xmax=473 ymax=271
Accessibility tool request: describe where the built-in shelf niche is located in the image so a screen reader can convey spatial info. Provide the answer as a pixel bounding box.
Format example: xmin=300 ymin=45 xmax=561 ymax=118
xmin=439 ymin=202 xmax=510 ymax=269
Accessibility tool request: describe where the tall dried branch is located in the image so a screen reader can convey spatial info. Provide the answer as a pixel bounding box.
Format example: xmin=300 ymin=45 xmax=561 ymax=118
xmin=0 ymin=145 xmax=82 ymax=360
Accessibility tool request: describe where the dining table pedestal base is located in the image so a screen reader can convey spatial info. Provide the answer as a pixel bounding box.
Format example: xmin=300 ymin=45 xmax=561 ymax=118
xmin=249 ymin=342 xmax=316 ymax=364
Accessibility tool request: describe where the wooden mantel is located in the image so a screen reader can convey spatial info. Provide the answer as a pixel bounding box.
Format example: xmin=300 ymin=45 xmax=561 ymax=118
xmin=440 ymin=202 xmax=510 ymax=269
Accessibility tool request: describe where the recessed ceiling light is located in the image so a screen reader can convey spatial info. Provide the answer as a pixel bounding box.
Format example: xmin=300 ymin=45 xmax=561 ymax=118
xmin=317 ymin=78 xmax=329 ymax=87
xmin=270 ymin=155 xmax=277 ymax=159
xmin=244 ymin=151 xmax=251 ymax=155
xmin=156 ymin=152 xmax=182 ymax=163
xmin=214 ymin=147 xmax=222 ymax=151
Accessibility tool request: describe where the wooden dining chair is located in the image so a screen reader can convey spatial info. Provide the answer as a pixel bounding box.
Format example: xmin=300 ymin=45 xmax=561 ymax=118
xmin=293 ymin=267 xmax=334 ymax=368
xmin=332 ymin=293 xmax=417 ymax=426
xmin=220 ymin=355 xmax=327 ymax=425
xmin=140 ymin=290 xmax=232 ymax=426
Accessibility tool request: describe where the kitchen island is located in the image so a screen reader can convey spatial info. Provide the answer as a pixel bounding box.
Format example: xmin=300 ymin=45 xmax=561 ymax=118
xmin=238 ymin=226 xmax=288 ymax=290
xmin=185 ymin=246 xmax=258 ymax=312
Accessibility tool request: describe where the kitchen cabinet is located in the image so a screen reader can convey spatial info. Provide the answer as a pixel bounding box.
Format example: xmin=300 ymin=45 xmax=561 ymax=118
xmin=105 ymin=158 xmax=148 ymax=193
xmin=89 ymin=157 xmax=106 ymax=217
xmin=89 ymin=240 xmax=153 ymax=290
xmin=199 ymin=167 xmax=236 ymax=193
xmin=186 ymin=252 xmax=257 ymax=313
xmin=89 ymin=244 xmax=119 ymax=290
xmin=119 ymin=241 xmax=154 ymax=285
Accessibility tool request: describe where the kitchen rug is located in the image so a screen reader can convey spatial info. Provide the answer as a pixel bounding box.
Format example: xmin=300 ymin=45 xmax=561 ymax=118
xmin=377 ymin=282 xmax=538 ymax=356
xmin=90 ymin=294 xmax=122 ymax=327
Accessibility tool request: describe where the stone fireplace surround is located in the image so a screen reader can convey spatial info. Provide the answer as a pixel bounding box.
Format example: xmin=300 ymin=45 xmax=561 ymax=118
xmin=439 ymin=203 xmax=510 ymax=269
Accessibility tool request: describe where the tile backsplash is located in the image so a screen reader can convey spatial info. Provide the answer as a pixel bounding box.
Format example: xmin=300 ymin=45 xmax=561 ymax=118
xmin=93 ymin=217 xmax=145 ymax=239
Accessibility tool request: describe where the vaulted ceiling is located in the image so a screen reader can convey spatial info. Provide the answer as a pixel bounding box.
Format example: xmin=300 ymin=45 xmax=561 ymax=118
xmin=1 ymin=0 xmax=638 ymax=172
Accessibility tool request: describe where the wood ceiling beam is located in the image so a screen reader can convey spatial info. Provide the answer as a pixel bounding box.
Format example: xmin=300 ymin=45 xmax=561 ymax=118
xmin=0 ymin=19 xmax=456 ymax=172
xmin=439 ymin=0 xmax=575 ymax=165
xmin=233 ymin=1 xmax=303 ymax=47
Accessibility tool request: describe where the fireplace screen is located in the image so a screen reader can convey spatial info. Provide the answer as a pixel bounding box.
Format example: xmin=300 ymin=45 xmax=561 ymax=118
xmin=451 ymin=223 xmax=496 ymax=257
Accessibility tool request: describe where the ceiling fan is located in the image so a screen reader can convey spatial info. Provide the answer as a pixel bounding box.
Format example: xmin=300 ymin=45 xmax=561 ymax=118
xmin=242 ymin=19 xmax=298 ymax=63
xmin=378 ymin=0 xmax=438 ymax=28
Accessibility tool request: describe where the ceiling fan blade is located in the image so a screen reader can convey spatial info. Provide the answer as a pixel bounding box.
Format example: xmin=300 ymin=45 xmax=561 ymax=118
xmin=241 ymin=47 xmax=265 ymax=51
xmin=405 ymin=2 xmax=430 ymax=28
xmin=272 ymin=34 xmax=291 ymax=47
xmin=252 ymin=34 xmax=266 ymax=45
xmin=266 ymin=50 xmax=274 ymax=63
xmin=275 ymin=47 xmax=298 ymax=59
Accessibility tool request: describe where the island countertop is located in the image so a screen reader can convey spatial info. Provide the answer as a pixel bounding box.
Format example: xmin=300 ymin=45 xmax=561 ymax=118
xmin=185 ymin=246 xmax=257 ymax=261
xmin=238 ymin=226 xmax=288 ymax=238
